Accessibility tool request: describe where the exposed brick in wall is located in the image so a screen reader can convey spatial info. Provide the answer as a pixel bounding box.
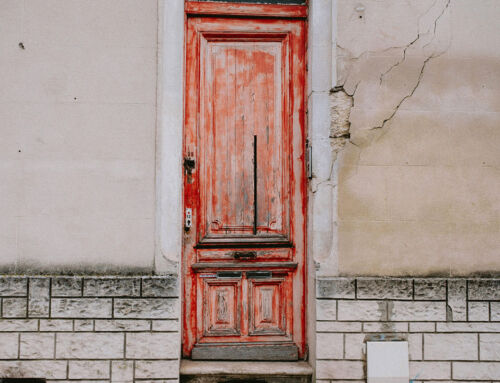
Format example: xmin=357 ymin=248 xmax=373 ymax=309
xmin=316 ymin=278 xmax=500 ymax=383
xmin=0 ymin=276 xmax=180 ymax=382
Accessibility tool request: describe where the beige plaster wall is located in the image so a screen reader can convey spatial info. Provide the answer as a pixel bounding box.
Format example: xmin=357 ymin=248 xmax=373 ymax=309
xmin=0 ymin=0 xmax=158 ymax=271
xmin=335 ymin=0 xmax=500 ymax=275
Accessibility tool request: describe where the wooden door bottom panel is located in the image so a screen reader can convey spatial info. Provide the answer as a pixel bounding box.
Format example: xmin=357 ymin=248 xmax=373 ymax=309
xmin=191 ymin=343 xmax=298 ymax=361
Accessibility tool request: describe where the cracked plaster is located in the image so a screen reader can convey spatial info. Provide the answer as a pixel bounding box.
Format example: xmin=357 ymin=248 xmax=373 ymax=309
xmin=319 ymin=0 xmax=500 ymax=276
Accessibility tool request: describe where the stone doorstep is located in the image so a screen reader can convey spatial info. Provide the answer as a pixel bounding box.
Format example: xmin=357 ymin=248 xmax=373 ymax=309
xmin=180 ymin=360 xmax=313 ymax=377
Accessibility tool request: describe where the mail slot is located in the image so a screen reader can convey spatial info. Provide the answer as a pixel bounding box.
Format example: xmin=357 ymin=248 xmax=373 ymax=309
xmin=246 ymin=271 xmax=272 ymax=279
xmin=216 ymin=271 xmax=242 ymax=278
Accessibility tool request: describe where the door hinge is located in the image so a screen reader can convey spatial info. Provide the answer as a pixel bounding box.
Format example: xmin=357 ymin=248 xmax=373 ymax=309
xmin=306 ymin=139 xmax=312 ymax=179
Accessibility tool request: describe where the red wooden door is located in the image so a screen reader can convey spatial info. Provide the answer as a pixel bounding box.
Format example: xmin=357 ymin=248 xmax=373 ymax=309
xmin=183 ymin=3 xmax=307 ymax=360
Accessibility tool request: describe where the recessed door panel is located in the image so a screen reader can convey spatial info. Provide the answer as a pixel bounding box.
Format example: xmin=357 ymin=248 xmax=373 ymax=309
xmin=199 ymin=35 xmax=290 ymax=245
xmin=205 ymin=41 xmax=285 ymax=237
xmin=202 ymin=278 xmax=241 ymax=336
xmin=248 ymin=276 xmax=289 ymax=336
xmin=183 ymin=11 xmax=306 ymax=360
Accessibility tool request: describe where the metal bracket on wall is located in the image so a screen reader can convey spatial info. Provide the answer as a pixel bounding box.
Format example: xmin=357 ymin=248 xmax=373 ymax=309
xmin=306 ymin=139 xmax=312 ymax=179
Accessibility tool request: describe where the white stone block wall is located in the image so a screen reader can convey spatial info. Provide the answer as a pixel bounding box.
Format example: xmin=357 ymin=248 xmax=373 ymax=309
xmin=316 ymin=278 xmax=500 ymax=382
xmin=0 ymin=276 xmax=180 ymax=382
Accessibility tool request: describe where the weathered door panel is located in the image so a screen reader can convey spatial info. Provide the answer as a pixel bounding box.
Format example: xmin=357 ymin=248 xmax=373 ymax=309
xmin=201 ymin=39 xmax=288 ymax=242
xmin=183 ymin=13 xmax=306 ymax=360
xmin=202 ymin=277 xmax=241 ymax=337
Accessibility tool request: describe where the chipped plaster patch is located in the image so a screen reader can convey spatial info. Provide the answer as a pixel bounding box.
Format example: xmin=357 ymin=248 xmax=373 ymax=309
xmin=330 ymin=86 xmax=354 ymax=153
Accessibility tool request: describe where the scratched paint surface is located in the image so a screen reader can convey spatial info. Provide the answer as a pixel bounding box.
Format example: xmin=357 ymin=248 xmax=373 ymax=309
xmin=204 ymin=42 xmax=285 ymax=237
xmin=183 ymin=7 xmax=307 ymax=359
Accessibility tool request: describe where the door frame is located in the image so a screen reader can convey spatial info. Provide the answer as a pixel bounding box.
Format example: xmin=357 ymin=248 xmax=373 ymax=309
xmin=156 ymin=0 xmax=338 ymax=367
xmin=181 ymin=1 xmax=308 ymax=359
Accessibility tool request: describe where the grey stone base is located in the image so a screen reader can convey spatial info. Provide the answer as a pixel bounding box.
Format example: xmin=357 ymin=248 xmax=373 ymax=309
xmin=316 ymin=277 xmax=500 ymax=382
xmin=0 ymin=275 xmax=180 ymax=381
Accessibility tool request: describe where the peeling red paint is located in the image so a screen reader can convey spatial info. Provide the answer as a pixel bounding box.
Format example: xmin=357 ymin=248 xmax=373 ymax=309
xmin=183 ymin=10 xmax=307 ymax=359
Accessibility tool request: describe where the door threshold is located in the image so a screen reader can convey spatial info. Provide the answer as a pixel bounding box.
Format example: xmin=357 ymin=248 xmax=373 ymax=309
xmin=180 ymin=359 xmax=313 ymax=377
xmin=191 ymin=343 xmax=298 ymax=361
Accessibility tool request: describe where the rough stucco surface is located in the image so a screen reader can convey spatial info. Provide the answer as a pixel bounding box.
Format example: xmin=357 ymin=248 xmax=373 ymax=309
xmin=0 ymin=0 xmax=158 ymax=271
xmin=333 ymin=0 xmax=500 ymax=276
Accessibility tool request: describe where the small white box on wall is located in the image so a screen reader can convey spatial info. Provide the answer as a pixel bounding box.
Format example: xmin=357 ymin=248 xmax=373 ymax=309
xmin=367 ymin=341 xmax=409 ymax=383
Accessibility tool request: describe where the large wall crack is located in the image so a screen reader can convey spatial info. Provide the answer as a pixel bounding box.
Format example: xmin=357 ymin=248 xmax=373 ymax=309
xmin=371 ymin=49 xmax=447 ymax=132
xmin=372 ymin=0 xmax=451 ymax=131
xmin=336 ymin=0 xmax=452 ymax=143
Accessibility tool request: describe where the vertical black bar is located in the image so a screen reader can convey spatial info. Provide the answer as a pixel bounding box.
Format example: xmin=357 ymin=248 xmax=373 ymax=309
xmin=253 ymin=135 xmax=257 ymax=235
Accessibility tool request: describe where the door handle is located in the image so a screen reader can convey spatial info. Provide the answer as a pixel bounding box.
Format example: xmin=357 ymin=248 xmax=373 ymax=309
xmin=253 ymin=135 xmax=257 ymax=235
xmin=232 ymin=251 xmax=257 ymax=259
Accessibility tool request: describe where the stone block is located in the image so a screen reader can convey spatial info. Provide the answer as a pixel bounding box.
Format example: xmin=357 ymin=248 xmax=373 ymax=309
xmin=491 ymin=302 xmax=500 ymax=321
xmin=40 ymin=319 xmax=73 ymax=331
xmin=316 ymin=333 xmax=343 ymax=359
xmin=56 ymin=333 xmax=124 ymax=359
xmin=363 ymin=322 xmax=408 ymax=333
xmin=152 ymin=320 xmax=179 ymax=332
xmin=316 ymin=321 xmax=362 ymax=332
xmin=436 ymin=322 xmax=500 ymax=332
xmin=367 ymin=341 xmax=409 ymax=383
xmin=480 ymin=333 xmax=500 ymax=361
xmin=95 ymin=319 xmax=151 ymax=331
xmin=409 ymin=322 xmax=435 ymax=332
xmin=52 ymin=277 xmax=82 ymax=296
xmin=69 ymin=361 xmax=110 ymax=379
xmin=0 ymin=361 xmax=67 ymax=379
xmin=0 ymin=319 xmax=38 ymax=331
xmin=84 ymin=277 xmax=140 ymax=297
xmin=414 ymin=279 xmax=446 ymax=300
xmin=424 ymin=333 xmax=477 ymax=360
xmin=135 ymin=360 xmax=179 ymax=379
xmin=51 ymin=298 xmax=112 ymax=318
xmin=468 ymin=279 xmax=500 ymax=300
xmin=453 ymin=362 xmax=500 ymax=380
xmin=338 ymin=301 xmax=387 ymax=321
xmin=316 ymin=278 xmax=355 ymax=299
xmin=388 ymin=301 xmax=446 ymax=321
xmin=114 ymin=298 xmax=178 ymax=319
xmin=126 ymin=332 xmax=179 ymax=359
xmin=20 ymin=333 xmax=54 ymax=359
xmin=142 ymin=276 xmax=178 ymax=297
xmin=316 ymin=300 xmax=337 ymax=320
xmin=2 ymin=298 xmax=27 ymax=318
xmin=0 ymin=277 xmax=27 ymax=296
xmin=345 ymin=333 xmax=366 ymax=360
xmin=357 ymin=278 xmax=412 ymax=300
xmin=468 ymin=301 xmax=489 ymax=321
xmin=409 ymin=362 xmax=451 ymax=380
xmin=74 ymin=319 xmax=94 ymax=331
xmin=447 ymin=280 xmax=467 ymax=321
xmin=28 ymin=277 xmax=50 ymax=317
xmin=0 ymin=333 xmax=19 ymax=358
xmin=316 ymin=360 xmax=364 ymax=380
xmin=408 ymin=334 xmax=422 ymax=360
xmin=112 ymin=360 xmax=134 ymax=383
